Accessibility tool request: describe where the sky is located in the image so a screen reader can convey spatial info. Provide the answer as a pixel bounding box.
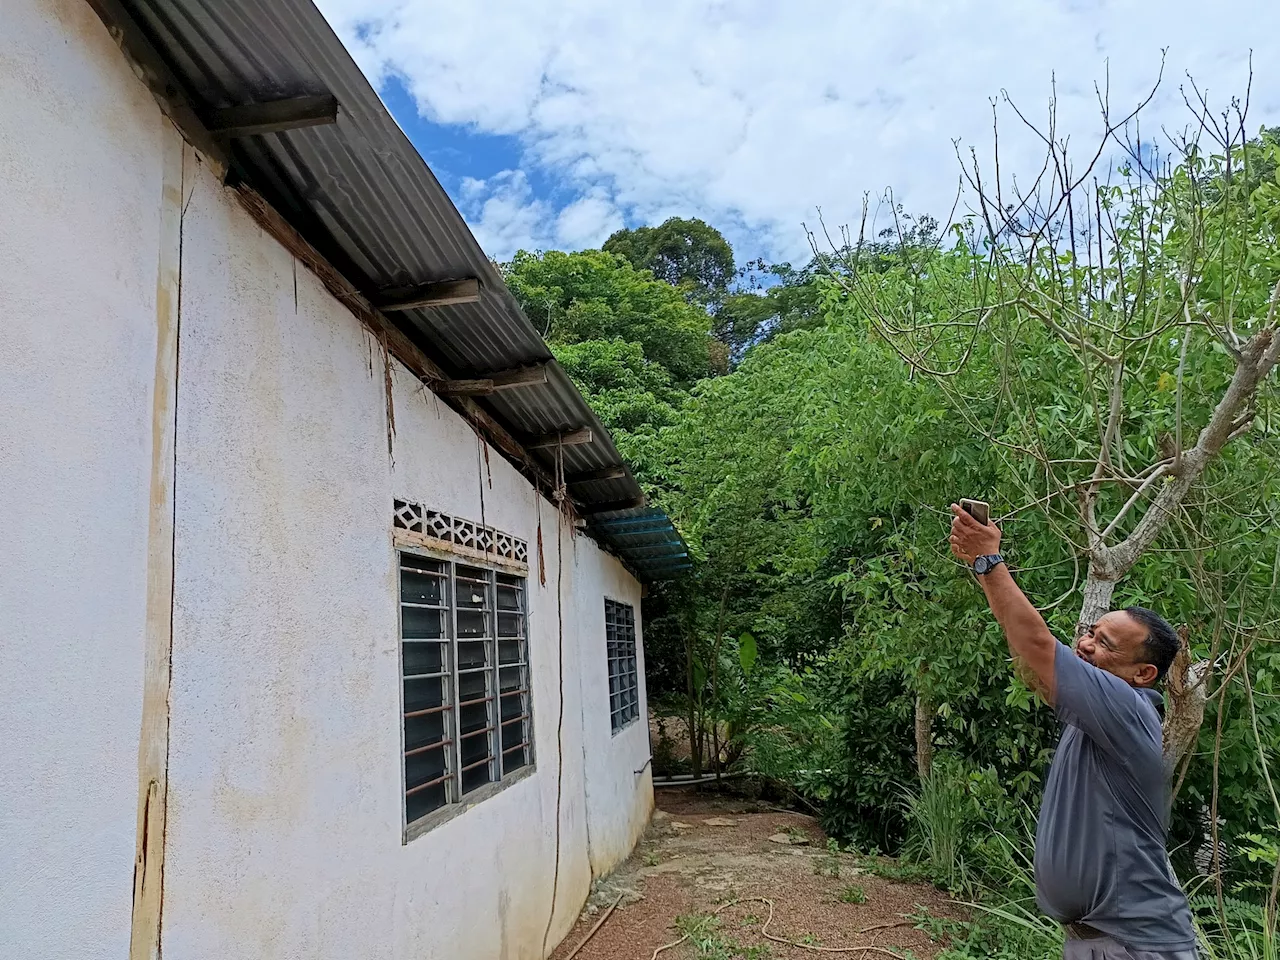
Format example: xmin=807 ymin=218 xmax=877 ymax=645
xmin=315 ymin=0 xmax=1280 ymax=266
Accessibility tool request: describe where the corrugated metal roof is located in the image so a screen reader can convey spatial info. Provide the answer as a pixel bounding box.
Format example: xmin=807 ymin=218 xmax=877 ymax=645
xmin=589 ymin=509 xmax=694 ymax=578
xmin=104 ymin=0 xmax=688 ymax=580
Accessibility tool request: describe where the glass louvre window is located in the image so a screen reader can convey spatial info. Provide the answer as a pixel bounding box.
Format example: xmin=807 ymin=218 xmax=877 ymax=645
xmin=605 ymin=599 xmax=639 ymax=733
xmin=400 ymin=553 xmax=531 ymax=827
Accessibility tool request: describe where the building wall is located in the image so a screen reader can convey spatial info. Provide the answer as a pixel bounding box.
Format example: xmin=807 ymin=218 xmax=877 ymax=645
xmin=1 ymin=1 xmax=652 ymax=957
xmin=575 ymin=546 xmax=655 ymax=877
xmin=0 ymin=1 xmax=173 ymax=957
xmin=163 ymin=159 xmax=648 ymax=958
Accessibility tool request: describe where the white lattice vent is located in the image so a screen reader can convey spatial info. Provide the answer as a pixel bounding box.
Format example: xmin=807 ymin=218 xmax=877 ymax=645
xmin=393 ymin=499 xmax=527 ymax=564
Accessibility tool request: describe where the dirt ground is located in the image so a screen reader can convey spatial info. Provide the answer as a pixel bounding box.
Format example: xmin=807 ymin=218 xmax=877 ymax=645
xmin=549 ymin=790 xmax=963 ymax=960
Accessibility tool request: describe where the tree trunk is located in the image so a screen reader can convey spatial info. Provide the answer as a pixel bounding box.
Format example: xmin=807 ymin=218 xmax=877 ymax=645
xmin=1076 ymin=565 xmax=1208 ymax=768
xmin=684 ymin=633 xmax=701 ymax=780
xmin=710 ymin=587 xmax=728 ymax=788
xmin=914 ymin=692 xmax=935 ymax=780
xmin=1075 ymin=568 xmax=1117 ymax=641
xmin=1164 ymin=628 xmax=1211 ymax=766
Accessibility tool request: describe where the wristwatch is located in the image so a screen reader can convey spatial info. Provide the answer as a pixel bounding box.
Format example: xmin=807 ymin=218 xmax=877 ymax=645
xmin=972 ymin=553 xmax=1005 ymax=575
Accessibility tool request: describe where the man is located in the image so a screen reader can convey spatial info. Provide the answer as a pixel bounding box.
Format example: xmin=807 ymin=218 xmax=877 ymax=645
xmin=949 ymin=503 xmax=1199 ymax=960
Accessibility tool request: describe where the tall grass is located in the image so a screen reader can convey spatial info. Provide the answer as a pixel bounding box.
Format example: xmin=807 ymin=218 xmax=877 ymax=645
xmin=901 ymin=766 xmax=977 ymax=893
xmin=902 ymin=765 xmax=1279 ymax=960
xmin=1192 ymin=895 xmax=1279 ymax=960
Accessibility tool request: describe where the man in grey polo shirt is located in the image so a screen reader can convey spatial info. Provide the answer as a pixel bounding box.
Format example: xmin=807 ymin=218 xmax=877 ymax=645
xmin=949 ymin=504 xmax=1199 ymax=959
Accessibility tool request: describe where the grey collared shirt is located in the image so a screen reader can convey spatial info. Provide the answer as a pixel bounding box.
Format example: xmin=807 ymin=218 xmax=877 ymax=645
xmin=1035 ymin=643 xmax=1198 ymax=952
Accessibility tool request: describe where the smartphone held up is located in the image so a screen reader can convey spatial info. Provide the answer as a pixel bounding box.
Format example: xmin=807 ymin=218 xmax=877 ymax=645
xmin=960 ymin=498 xmax=990 ymax=526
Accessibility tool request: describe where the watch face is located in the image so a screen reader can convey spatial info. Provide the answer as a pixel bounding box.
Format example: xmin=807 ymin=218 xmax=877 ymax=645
xmin=974 ymin=557 xmax=989 ymax=574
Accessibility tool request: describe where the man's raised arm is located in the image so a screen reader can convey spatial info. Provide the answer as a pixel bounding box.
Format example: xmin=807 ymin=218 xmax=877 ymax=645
xmin=949 ymin=504 xmax=1059 ymax=703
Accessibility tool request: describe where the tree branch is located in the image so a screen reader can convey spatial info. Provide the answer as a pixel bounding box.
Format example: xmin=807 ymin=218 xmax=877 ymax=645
xmin=1110 ymin=326 xmax=1280 ymax=572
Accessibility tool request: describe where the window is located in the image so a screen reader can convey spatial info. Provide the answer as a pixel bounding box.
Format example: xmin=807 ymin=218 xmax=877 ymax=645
xmin=400 ymin=552 xmax=531 ymax=828
xmin=605 ymin=599 xmax=639 ymax=733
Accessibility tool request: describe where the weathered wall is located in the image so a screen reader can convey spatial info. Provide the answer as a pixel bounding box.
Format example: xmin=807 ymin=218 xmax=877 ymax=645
xmin=2 ymin=2 xmax=653 ymax=955
xmin=160 ymin=108 xmax=650 ymax=960
xmin=0 ymin=1 xmax=170 ymax=957
xmin=575 ymin=546 xmax=654 ymax=876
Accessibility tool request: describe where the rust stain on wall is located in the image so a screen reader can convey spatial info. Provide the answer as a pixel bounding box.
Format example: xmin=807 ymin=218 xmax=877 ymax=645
xmin=129 ymin=124 xmax=184 ymax=960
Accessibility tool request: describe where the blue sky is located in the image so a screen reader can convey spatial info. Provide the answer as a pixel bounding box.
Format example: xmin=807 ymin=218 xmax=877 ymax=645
xmin=319 ymin=0 xmax=1280 ymax=265
xmin=378 ymin=75 xmax=521 ymax=188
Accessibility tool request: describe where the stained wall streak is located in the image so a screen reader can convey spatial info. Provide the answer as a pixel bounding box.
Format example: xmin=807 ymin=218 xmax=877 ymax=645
xmin=1 ymin=0 xmax=170 ymax=955
xmin=129 ymin=126 xmax=185 ymax=960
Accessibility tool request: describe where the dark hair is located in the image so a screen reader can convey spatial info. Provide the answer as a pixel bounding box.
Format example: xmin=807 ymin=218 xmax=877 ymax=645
xmin=1124 ymin=606 xmax=1180 ymax=682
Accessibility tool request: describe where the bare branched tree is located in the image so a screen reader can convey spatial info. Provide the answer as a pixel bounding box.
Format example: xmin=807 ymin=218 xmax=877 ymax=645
xmin=815 ymin=64 xmax=1280 ymax=766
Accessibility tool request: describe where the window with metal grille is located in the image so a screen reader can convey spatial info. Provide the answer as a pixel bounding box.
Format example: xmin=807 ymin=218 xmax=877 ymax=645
xmin=400 ymin=552 xmax=531 ymax=827
xmin=605 ymin=599 xmax=639 ymax=733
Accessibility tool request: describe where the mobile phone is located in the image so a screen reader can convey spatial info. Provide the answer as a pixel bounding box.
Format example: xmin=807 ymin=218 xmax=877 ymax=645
xmin=960 ymin=499 xmax=990 ymax=526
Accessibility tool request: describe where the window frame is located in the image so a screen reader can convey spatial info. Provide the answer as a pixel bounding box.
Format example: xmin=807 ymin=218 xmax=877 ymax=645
xmin=398 ymin=544 xmax=535 ymax=842
xmin=604 ymin=597 xmax=640 ymax=734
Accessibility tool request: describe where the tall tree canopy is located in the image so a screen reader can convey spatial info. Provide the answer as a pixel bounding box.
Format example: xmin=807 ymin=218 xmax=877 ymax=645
xmin=504 ymin=248 xmax=716 ymax=388
xmin=603 ymin=217 xmax=736 ymax=306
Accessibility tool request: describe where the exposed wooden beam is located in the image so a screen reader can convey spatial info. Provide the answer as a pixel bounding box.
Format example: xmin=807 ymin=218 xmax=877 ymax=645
xmin=437 ymin=364 xmax=549 ymax=396
xmin=376 ymin=278 xmax=482 ymax=311
xmin=580 ymin=496 xmax=647 ymax=515
xmin=84 ymin=0 xmax=229 ymax=168
xmin=566 ymin=465 xmax=628 ymax=485
xmin=490 ymin=364 xmax=550 ymax=389
xmin=232 ymin=184 xmax=557 ymax=493
xmin=205 ymin=94 xmax=338 ymax=138
xmin=528 ymin=428 xmax=593 ymax=449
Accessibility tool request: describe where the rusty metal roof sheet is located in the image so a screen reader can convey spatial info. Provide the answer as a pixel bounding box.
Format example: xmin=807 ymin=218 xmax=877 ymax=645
xmin=106 ymin=0 xmax=688 ymax=580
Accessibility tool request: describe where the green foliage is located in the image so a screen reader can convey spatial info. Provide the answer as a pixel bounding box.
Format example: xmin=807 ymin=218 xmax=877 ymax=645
xmin=603 ymin=217 xmax=736 ymax=306
xmin=672 ymin=913 xmax=772 ymax=960
xmin=836 ymin=884 xmax=867 ymax=904
xmin=814 ymin=838 xmax=844 ymax=878
xmin=551 ymin=337 xmax=681 ymax=475
xmin=501 ymin=119 xmax=1280 ymax=919
xmin=504 ymin=248 xmax=714 ymax=386
xmin=715 ymin=261 xmax=827 ymax=359
xmin=901 ymin=764 xmax=979 ymax=894
xmin=1192 ymin=894 xmax=1280 ymax=960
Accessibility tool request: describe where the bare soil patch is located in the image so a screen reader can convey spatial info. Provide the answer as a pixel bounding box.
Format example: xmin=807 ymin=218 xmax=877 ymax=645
xmin=550 ymin=790 xmax=963 ymax=960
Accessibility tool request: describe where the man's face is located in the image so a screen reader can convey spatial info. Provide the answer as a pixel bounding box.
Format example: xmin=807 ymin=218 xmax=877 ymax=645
xmin=1074 ymin=610 xmax=1159 ymax=688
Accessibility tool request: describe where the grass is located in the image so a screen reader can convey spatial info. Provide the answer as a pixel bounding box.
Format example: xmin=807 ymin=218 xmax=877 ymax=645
xmin=814 ymin=838 xmax=844 ymax=878
xmin=906 ymin=838 xmax=1280 ymax=960
xmin=837 ymin=884 xmax=868 ymax=904
xmin=1190 ymin=895 xmax=1279 ymax=960
xmin=673 ymin=913 xmax=772 ymax=960
xmin=900 ymin=769 xmax=975 ymax=895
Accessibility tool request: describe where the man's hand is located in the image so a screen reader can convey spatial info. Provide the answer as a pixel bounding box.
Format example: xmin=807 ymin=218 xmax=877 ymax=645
xmin=949 ymin=502 xmax=1058 ymax=702
xmin=949 ymin=503 xmax=1001 ymax=565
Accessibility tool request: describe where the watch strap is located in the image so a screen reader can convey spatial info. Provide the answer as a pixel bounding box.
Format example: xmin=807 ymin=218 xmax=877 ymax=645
xmin=973 ymin=553 xmax=1005 ymax=575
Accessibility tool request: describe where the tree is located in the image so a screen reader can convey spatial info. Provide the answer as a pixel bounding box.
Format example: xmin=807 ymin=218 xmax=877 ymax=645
xmin=829 ymin=80 xmax=1280 ymax=769
xmin=716 ymin=262 xmax=826 ymax=360
xmin=552 ymin=338 xmax=681 ymax=477
xmin=603 ymin=217 xmax=736 ymax=307
xmin=504 ymin=248 xmax=715 ymax=387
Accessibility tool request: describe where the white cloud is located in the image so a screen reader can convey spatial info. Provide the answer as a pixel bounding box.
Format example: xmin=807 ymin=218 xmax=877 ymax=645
xmin=317 ymin=0 xmax=1280 ymax=263
xmin=555 ymin=188 xmax=624 ymax=250
xmin=443 ymin=170 xmax=625 ymax=258
xmin=454 ymin=169 xmax=553 ymax=257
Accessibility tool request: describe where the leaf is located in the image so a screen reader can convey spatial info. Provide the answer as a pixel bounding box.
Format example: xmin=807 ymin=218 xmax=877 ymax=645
xmin=1157 ymin=371 xmax=1176 ymax=392
xmin=738 ymin=631 xmax=759 ymax=675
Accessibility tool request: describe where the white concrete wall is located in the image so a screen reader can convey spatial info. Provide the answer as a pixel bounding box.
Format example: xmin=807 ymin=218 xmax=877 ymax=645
xmin=2 ymin=3 xmax=653 ymax=956
xmin=574 ymin=544 xmax=654 ymax=876
xmin=0 ymin=1 xmax=172 ymax=957
xmin=158 ymin=84 xmax=650 ymax=960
